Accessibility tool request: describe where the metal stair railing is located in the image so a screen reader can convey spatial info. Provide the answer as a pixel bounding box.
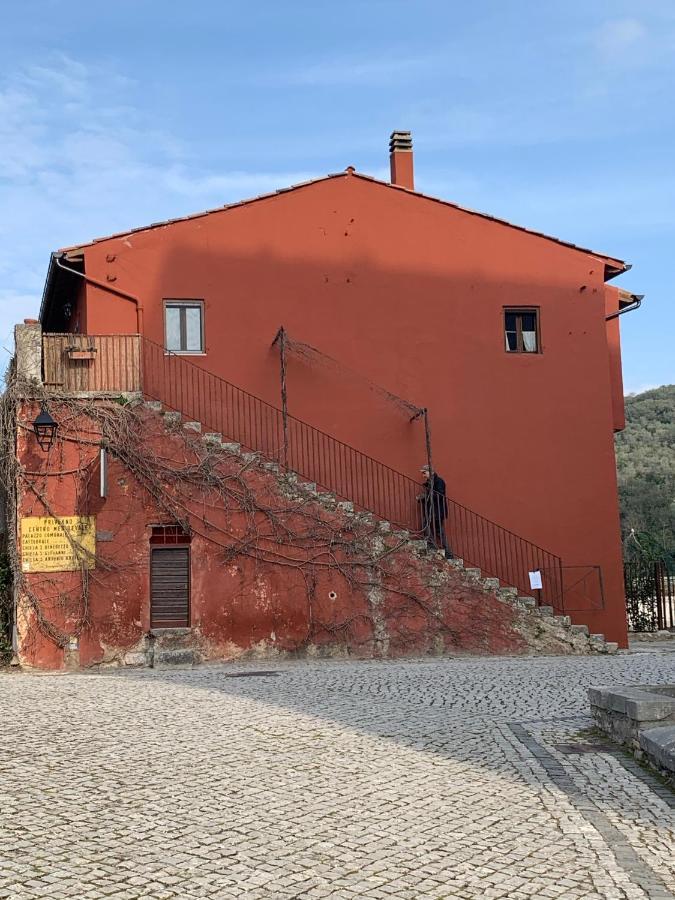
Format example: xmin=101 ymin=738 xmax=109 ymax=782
xmin=140 ymin=336 xmax=564 ymax=604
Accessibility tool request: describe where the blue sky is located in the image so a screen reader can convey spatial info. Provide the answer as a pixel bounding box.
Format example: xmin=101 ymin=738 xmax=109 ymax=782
xmin=1 ymin=0 xmax=673 ymax=393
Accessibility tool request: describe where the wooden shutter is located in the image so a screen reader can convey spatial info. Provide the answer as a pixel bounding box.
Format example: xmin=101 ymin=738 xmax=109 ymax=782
xmin=151 ymin=547 xmax=190 ymax=628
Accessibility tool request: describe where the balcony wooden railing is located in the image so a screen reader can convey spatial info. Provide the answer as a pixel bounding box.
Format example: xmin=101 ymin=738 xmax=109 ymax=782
xmin=43 ymin=333 xmax=141 ymax=393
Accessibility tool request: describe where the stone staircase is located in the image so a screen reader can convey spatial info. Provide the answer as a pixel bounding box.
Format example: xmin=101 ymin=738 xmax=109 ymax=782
xmin=149 ymin=628 xmax=199 ymax=668
xmin=144 ymin=400 xmax=619 ymax=665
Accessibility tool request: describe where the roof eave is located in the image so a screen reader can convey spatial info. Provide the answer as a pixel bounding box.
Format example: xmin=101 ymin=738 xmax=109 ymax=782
xmin=39 ymin=253 xmax=59 ymax=326
xmin=39 ymin=250 xmax=85 ymax=330
xmin=605 ymin=261 xmax=631 ymax=282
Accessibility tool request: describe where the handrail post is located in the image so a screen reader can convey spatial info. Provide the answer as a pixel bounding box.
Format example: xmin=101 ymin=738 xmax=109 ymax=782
xmin=275 ymin=326 xmax=289 ymax=468
xmin=423 ymin=408 xmax=433 ymax=479
xmin=423 ymin=408 xmax=434 ymax=544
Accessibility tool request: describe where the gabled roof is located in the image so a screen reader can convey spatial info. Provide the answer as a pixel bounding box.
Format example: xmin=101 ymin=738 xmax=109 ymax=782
xmin=57 ymin=169 xmax=628 ymax=277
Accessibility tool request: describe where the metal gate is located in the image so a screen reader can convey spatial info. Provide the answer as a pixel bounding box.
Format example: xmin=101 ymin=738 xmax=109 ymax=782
xmin=624 ymin=559 xmax=674 ymax=633
xmin=150 ymin=547 xmax=190 ymax=629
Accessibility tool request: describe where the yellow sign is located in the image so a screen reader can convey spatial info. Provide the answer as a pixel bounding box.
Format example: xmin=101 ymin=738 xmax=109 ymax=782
xmin=21 ymin=516 xmax=96 ymax=573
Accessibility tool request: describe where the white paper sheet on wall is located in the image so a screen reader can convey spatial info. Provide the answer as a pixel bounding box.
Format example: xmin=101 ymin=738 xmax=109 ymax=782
xmin=528 ymin=570 xmax=543 ymax=590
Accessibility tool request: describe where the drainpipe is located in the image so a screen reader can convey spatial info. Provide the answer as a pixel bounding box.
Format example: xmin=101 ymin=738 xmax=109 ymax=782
xmin=53 ymin=255 xmax=144 ymax=334
xmin=605 ymin=295 xmax=644 ymax=321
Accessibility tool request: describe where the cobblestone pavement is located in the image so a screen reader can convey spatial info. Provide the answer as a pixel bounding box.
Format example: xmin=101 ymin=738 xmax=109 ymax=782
xmin=1 ymin=649 xmax=674 ymax=900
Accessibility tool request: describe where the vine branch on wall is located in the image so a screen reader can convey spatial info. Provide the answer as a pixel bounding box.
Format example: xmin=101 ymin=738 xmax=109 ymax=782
xmin=0 ymin=375 xmax=461 ymax=657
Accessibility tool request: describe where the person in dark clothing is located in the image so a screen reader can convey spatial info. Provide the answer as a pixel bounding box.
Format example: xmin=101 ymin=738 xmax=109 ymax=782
xmin=419 ymin=465 xmax=452 ymax=558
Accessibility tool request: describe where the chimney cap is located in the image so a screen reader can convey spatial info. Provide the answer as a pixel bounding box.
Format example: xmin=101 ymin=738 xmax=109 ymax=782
xmin=389 ymin=130 xmax=412 ymax=152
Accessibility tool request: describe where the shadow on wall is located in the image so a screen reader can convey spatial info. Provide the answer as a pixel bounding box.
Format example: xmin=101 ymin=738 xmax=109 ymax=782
xmin=68 ymin=227 xmax=626 ymax=641
xmin=81 ymin=235 xmax=616 ymax=563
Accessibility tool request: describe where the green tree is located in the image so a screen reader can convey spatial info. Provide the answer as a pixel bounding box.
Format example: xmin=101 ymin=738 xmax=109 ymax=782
xmin=615 ymin=385 xmax=675 ymax=570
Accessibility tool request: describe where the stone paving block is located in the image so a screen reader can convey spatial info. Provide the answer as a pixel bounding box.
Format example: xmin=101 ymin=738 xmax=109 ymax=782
xmin=0 ymin=652 xmax=674 ymax=899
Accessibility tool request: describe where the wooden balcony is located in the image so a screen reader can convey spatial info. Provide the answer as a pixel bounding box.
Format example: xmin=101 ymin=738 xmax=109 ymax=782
xmin=43 ymin=333 xmax=142 ymax=393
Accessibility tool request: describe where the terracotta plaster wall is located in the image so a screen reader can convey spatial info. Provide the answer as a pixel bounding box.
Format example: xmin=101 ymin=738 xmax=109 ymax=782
xmin=72 ymin=174 xmax=626 ymax=644
xmin=16 ymin=401 xmax=536 ymax=670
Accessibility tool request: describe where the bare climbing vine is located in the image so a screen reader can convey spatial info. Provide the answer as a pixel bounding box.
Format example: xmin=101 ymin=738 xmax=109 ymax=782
xmin=0 ymin=370 xmax=468 ymax=660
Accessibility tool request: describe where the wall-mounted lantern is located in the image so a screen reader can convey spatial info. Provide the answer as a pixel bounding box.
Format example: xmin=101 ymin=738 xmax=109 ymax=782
xmin=32 ymin=402 xmax=58 ymax=451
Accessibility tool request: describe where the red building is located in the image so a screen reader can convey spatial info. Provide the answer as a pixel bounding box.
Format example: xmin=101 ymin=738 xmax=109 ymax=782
xmin=8 ymin=132 xmax=638 ymax=667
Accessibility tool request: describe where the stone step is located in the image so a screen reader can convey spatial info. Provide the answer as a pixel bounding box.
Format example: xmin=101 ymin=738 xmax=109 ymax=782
xmin=202 ymin=432 xmax=222 ymax=445
xmin=498 ymin=586 xmax=518 ymax=599
xmin=464 ymin=567 xmax=482 ymax=579
xmin=241 ymin=451 xmax=259 ymax=464
xmin=152 ymin=648 xmax=197 ymax=668
xmin=183 ymin=421 xmax=202 ymax=433
xmin=604 ymin=642 xmax=619 ymax=654
xmin=123 ymin=650 xmax=149 ymax=667
xmin=150 ymin=627 xmax=194 ymax=649
xmin=590 ymin=633 xmax=605 ymax=643
xmin=483 ymin=577 xmax=501 ymax=591
xmin=221 ymin=441 xmax=241 ymax=454
xmin=150 ymin=626 xmax=198 ymax=667
xmin=570 ymin=624 xmax=589 ymax=636
xmin=408 ymin=539 xmax=428 ymax=553
xmin=163 ymin=411 xmax=181 ymax=426
xmin=144 ymin=400 xmax=163 ymax=412
xmin=517 ymin=596 xmax=537 ymax=609
xmin=355 ymin=512 xmax=375 ymax=526
xmin=536 ymin=605 xmax=554 ymax=617
xmin=554 ymin=615 xmax=572 ymax=627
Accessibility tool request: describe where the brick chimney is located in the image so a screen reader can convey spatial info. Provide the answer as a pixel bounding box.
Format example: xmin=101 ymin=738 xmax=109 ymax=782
xmin=389 ymin=130 xmax=414 ymax=190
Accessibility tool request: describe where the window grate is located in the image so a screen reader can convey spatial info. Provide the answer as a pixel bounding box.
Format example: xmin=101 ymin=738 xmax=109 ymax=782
xmin=150 ymin=524 xmax=191 ymax=545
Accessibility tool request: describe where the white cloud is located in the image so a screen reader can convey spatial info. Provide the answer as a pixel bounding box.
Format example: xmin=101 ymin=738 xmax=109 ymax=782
xmin=0 ymin=53 xmax=321 ymax=365
xmin=595 ymin=18 xmax=648 ymax=59
xmin=19 ymin=54 xmax=90 ymax=100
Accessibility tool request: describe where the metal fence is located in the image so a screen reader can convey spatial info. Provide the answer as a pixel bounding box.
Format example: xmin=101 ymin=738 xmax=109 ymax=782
xmin=539 ymin=565 xmax=605 ymax=616
xmin=625 ymin=559 xmax=674 ymax=632
xmin=42 ymin=331 xmax=564 ymax=603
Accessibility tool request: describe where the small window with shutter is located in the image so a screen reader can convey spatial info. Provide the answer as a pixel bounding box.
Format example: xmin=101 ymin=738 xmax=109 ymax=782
xmin=504 ymin=308 xmax=540 ymax=353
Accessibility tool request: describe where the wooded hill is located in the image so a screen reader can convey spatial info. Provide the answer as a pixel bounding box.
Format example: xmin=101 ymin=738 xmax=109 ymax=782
xmin=615 ymin=384 xmax=675 ymax=567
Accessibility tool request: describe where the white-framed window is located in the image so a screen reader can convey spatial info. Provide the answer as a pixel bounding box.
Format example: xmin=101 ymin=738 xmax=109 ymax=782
xmin=164 ymin=300 xmax=204 ymax=353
